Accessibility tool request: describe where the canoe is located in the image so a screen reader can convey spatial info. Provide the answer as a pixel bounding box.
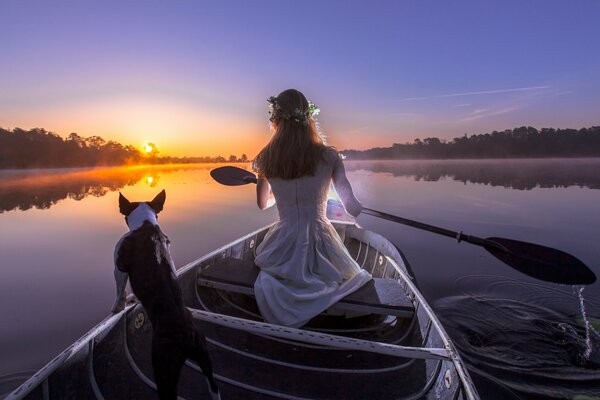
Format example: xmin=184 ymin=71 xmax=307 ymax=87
xmin=6 ymin=201 xmax=479 ymax=399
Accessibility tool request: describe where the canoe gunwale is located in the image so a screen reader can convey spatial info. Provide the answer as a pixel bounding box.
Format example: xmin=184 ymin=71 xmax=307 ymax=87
xmin=346 ymin=223 xmax=479 ymax=400
xmin=189 ymin=308 xmax=450 ymax=361
xmin=4 ymin=309 xmax=127 ymax=400
xmin=181 ymin=218 xmax=479 ymax=399
xmin=382 ymin=250 xmax=478 ymax=400
xmin=7 ymin=218 xmax=479 ymax=400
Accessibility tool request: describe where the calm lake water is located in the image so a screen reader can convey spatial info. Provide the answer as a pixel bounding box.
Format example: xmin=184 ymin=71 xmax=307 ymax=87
xmin=1 ymin=159 xmax=599 ymax=399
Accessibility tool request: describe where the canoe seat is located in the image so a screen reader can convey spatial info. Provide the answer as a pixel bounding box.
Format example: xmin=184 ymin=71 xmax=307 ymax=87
xmin=197 ymin=257 xmax=414 ymax=319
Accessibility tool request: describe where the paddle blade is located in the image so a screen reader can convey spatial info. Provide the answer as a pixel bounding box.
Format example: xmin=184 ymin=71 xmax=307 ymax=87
xmin=210 ymin=166 xmax=257 ymax=186
xmin=484 ymin=237 xmax=596 ymax=285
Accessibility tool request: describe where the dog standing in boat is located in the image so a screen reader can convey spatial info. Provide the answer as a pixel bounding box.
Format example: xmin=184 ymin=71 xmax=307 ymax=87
xmin=111 ymin=190 xmax=220 ymax=400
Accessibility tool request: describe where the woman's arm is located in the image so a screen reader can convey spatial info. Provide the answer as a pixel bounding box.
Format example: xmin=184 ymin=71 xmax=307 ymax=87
xmin=256 ymin=176 xmax=276 ymax=210
xmin=332 ymin=154 xmax=363 ymax=217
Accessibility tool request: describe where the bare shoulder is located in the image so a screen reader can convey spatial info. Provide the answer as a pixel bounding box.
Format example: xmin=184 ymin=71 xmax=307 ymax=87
xmin=322 ymin=146 xmax=341 ymax=163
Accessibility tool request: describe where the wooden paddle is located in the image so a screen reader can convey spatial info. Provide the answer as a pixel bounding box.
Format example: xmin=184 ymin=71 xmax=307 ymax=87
xmin=210 ymin=165 xmax=596 ymax=285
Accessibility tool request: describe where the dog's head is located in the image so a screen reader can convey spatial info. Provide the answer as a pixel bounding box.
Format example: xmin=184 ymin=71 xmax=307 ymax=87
xmin=119 ymin=190 xmax=166 ymax=230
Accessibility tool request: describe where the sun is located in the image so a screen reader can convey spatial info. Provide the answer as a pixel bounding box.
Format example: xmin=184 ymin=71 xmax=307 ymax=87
xmin=144 ymin=143 xmax=154 ymax=153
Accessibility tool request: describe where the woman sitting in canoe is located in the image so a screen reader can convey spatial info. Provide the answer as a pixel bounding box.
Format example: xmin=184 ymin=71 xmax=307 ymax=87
xmin=253 ymin=88 xmax=372 ymax=327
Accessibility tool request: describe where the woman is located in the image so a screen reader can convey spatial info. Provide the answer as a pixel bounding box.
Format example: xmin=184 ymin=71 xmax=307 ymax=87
xmin=253 ymin=88 xmax=372 ymax=328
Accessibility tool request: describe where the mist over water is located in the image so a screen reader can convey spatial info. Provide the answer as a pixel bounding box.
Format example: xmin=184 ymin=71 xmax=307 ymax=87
xmin=1 ymin=159 xmax=599 ymax=398
xmin=344 ymin=158 xmax=600 ymax=190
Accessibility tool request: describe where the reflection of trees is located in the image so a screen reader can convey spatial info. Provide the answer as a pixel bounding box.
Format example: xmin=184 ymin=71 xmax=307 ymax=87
xmin=4 ymin=159 xmax=597 ymax=214
xmin=0 ymin=165 xmax=213 ymax=213
xmin=345 ymin=159 xmax=600 ymax=190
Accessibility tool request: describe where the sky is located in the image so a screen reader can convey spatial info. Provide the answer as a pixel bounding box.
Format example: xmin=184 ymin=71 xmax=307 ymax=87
xmin=1 ymin=0 xmax=599 ymax=157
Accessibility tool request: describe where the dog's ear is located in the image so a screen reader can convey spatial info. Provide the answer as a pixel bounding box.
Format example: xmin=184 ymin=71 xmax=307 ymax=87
xmin=119 ymin=192 xmax=134 ymax=215
xmin=149 ymin=190 xmax=166 ymax=213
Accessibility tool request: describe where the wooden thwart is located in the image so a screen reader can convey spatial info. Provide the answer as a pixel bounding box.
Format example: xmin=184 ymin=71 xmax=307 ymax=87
xmin=198 ymin=257 xmax=414 ymax=318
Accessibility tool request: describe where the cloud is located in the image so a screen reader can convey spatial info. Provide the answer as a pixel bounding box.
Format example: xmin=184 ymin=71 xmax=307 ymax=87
xmin=459 ymin=106 xmax=518 ymax=122
xmin=398 ymin=86 xmax=551 ymax=102
xmin=389 ymin=112 xmax=418 ymax=117
xmin=549 ymin=90 xmax=574 ymax=96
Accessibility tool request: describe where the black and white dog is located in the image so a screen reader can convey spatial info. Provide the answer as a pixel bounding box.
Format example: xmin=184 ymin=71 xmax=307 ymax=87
xmin=112 ymin=190 xmax=220 ymax=400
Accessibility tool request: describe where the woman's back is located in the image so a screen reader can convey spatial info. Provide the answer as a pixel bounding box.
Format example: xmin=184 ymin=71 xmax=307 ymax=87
xmin=254 ymin=148 xmax=370 ymax=327
xmin=268 ymin=147 xmax=337 ymax=222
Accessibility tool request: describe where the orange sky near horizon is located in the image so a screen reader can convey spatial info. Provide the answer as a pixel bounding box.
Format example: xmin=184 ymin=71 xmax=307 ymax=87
xmin=3 ymin=2 xmax=599 ymax=159
xmin=3 ymin=97 xmax=271 ymax=158
xmin=2 ymin=97 xmax=395 ymax=158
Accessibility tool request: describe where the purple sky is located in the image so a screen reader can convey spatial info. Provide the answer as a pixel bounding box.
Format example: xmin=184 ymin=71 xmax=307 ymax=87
xmin=1 ymin=0 xmax=599 ymax=156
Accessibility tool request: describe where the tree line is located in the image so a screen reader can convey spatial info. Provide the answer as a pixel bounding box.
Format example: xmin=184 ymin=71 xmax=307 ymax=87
xmin=0 ymin=128 xmax=248 ymax=169
xmin=2 ymin=125 xmax=599 ymax=169
xmin=157 ymin=154 xmax=249 ymax=164
xmin=342 ymin=126 xmax=600 ymax=160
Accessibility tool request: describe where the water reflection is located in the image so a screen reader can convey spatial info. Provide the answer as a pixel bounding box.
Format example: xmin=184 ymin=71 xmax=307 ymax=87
xmin=2 ymin=159 xmax=599 ymax=214
xmin=345 ymin=158 xmax=600 ymax=190
xmin=0 ymin=164 xmax=273 ymax=385
xmin=0 ymin=159 xmax=600 ymax=213
xmin=0 ymin=164 xmax=225 ymax=213
xmin=0 ymin=159 xmax=599 ymax=398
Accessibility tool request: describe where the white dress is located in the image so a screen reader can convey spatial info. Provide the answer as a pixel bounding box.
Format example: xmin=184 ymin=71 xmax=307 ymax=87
xmin=254 ymin=147 xmax=372 ymax=327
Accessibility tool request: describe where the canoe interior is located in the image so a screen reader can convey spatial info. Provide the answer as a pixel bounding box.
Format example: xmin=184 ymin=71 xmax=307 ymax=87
xmin=8 ymin=219 xmax=477 ymax=400
xmin=196 ymin=257 xmax=415 ymax=318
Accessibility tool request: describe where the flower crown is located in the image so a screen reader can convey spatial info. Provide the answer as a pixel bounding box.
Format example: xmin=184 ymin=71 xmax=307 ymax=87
xmin=267 ymin=96 xmax=320 ymax=126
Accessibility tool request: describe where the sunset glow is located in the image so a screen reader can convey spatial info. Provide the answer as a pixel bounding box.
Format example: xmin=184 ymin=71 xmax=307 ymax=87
xmin=1 ymin=2 xmax=599 ymax=157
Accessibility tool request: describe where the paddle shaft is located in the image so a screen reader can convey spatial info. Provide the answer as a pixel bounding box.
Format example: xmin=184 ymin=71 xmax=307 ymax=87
xmin=209 ymin=165 xmax=596 ymax=284
xmin=362 ymin=208 xmax=505 ymax=251
xmin=216 ymin=165 xmax=503 ymax=251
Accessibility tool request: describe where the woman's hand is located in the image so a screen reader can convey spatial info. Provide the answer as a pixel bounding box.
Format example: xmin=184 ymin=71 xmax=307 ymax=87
xmin=345 ymin=200 xmax=363 ymax=218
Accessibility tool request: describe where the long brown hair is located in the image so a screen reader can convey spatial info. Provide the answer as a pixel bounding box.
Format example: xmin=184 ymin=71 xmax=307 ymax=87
xmin=254 ymin=89 xmax=326 ymax=179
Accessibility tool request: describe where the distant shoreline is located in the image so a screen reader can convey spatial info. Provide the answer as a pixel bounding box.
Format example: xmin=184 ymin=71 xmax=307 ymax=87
xmin=3 ymin=157 xmax=600 ymax=172
xmin=0 ymin=161 xmax=250 ymax=172
xmin=341 ymin=126 xmax=600 ymax=160
xmin=341 ymin=155 xmax=600 ymax=161
xmin=3 ymin=125 xmax=599 ymax=169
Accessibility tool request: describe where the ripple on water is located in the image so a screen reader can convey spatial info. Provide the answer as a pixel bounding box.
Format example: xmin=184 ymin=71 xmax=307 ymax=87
xmin=436 ymin=276 xmax=600 ymax=399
